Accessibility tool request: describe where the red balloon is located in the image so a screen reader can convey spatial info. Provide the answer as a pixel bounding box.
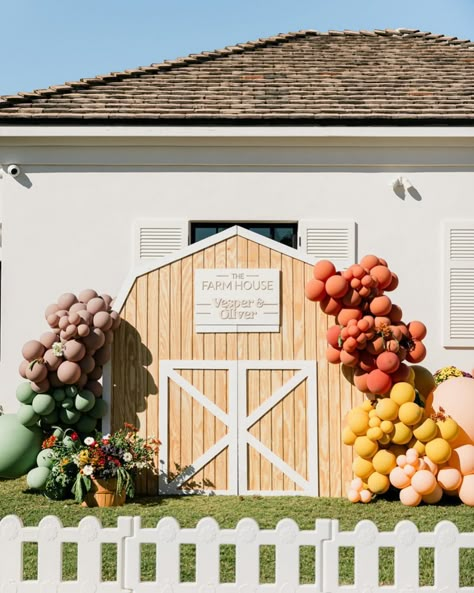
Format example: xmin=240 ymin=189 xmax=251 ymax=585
xmin=367 ymin=369 xmax=392 ymax=395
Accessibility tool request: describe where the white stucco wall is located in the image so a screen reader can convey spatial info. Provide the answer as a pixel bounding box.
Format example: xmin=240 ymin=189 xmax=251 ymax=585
xmin=1 ymin=126 xmax=474 ymax=412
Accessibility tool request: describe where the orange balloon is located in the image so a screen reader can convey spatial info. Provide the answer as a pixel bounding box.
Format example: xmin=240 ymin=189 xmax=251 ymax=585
xmin=325 ymin=275 xmax=349 ymax=298
xmin=370 ymin=295 xmax=392 ymax=316
xmin=354 ymin=370 xmax=370 ymax=393
xmin=371 ymin=265 xmax=392 ymax=289
xmin=337 ymin=308 xmax=363 ymax=326
xmin=386 ymin=273 xmax=399 ymax=292
xmin=326 ymin=346 xmax=341 ymax=364
xmin=326 ymin=325 xmax=341 ymax=348
xmin=406 ymin=340 xmax=426 ymax=364
xmin=313 ymin=260 xmax=336 ymax=282
xmin=360 ymin=255 xmax=380 ymax=270
xmin=321 ymin=296 xmax=342 ymax=316
xmin=305 ymin=278 xmax=326 ymax=302
xmin=399 ymin=485 xmax=422 ymax=506
xmin=408 ymin=320 xmax=427 ymax=341
xmin=376 ymin=352 xmax=400 ymax=374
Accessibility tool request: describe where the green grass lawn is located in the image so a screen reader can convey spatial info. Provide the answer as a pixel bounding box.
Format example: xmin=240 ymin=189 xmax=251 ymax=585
xmin=1 ymin=477 xmax=473 ymax=586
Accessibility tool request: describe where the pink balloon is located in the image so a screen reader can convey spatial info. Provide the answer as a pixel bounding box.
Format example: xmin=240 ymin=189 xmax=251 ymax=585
xmin=44 ymin=303 xmax=59 ymax=318
xmin=93 ymin=311 xmax=113 ymax=331
xmin=39 ymin=332 xmax=58 ymax=349
xmin=18 ymin=359 xmax=28 ymax=379
xmin=31 ymin=378 xmax=50 ymax=393
xmin=78 ymin=289 xmax=98 ymax=304
xmin=58 ymin=316 xmax=70 ymax=330
xmin=47 ymin=313 xmax=60 ymax=328
xmin=57 ymin=292 xmax=78 ymax=310
xmin=399 ymin=486 xmax=422 ymax=507
xmin=459 ymin=474 xmax=474 ymax=506
xmin=63 ymin=340 xmax=86 ymax=362
xmin=21 ymin=340 xmax=45 ymax=362
xmin=87 ymin=297 xmax=106 ymax=315
xmin=43 ymin=349 xmax=61 ymax=371
xmin=69 ymin=302 xmax=87 ymax=313
xmin=77 ymin=324 xmax=90 ymax=337
xmin=57 ymin=361 xmax=81 ymax=385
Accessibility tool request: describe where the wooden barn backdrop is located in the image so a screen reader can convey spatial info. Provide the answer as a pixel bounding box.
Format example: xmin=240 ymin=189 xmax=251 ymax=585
xmin=110 ymin=227 xmax=363 ymax=497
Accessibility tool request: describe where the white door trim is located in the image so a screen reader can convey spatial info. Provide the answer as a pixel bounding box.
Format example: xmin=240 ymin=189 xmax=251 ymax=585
xmin=159 ymin=360 xmax=318 ymax=495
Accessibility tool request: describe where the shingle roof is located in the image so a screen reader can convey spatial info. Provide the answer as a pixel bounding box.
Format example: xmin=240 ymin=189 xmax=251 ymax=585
xmin=1 ymin=28 xmax=474 ymax=125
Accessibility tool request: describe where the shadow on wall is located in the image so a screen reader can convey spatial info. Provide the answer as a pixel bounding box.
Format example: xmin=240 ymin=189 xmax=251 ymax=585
xmin=111 ymin=319 xmax=157 ymax=428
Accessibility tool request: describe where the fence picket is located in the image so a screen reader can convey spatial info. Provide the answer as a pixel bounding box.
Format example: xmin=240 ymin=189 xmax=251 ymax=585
xmin=0 ymin=515 xmax=472 ymax=593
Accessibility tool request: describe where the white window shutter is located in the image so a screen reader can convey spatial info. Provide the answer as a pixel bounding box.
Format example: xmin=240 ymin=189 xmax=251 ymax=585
xmin=444 ymin=221 xmax=474 ymax=347
xmin=298 ymin=220 xmax=356 ymax=269
xmin=134 ymin=220 xmax=188 ymax=262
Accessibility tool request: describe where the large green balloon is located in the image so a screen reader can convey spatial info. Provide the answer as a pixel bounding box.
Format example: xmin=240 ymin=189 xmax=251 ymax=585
xmin=17 ymin=404 xmax=40 ymax=427
xmin=0 ymin=414 xmax=43 ymax=478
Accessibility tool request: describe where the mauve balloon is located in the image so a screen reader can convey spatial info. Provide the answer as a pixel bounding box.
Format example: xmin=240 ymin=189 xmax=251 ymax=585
xmin=39 ymin=332 xmax=57 ymax=349
xmin=19 ymin=360 xmax=29 ymax=379
xmin=63 ymin=340 xmax=86 ymax=363
xmin=110 ymin=310 xmax=121 ymax=330
xmin=79 ymin=354 xmax=95 ymax=374
xmin=85 ymin=380 xmax=102 ymax=397
xmin=93 ymin=311 xmax=112 ymax=331
xmin=77 ymin=324 xmax=90 ymax=337
xmin=47 ymin=313 xmax=59 ymax=328
xmin=69 ymin=302 xmax=87 ymax=314
xmin=94 ymin=345 xmax=111 ymax=366
xmin=43 ymin=349 xmax=61 ymax=371
xmin=77 ymin=310 xmax=93 ymax=325
xmin=48 ymin=371 xmax=63 ymax=388
xmin=88 ymin=365 xmax=103 ymax=381
xmin=31 ymin=378 xmax=50 ymax=393
xmin=44 ymin=303 xmax=59 ymax=318
xmin=22 ymin=340 xmax=45 ymax=362
xmin=57 ymin=293 xmax=78 ymax=310
xmin=58 ymin=316 xmax=70 ymax=330
xmin=57 ymin=361 xmax=81 ymax=385
xmin=87 ymin=297 xmax=106 ymax=315
xmin=77 ymin=373 xmax=88 ymax=389
xmin=100 ymin=294 xmax=113 ymax=308
xmin=68 ymin=312 xmax=81 ymax=326
xmin=78 ymin=289 xmax=98 ymax=304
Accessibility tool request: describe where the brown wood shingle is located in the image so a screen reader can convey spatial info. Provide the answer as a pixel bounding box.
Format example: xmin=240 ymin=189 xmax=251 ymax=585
xmin=1 ymin=29 xmax=474 ymax=124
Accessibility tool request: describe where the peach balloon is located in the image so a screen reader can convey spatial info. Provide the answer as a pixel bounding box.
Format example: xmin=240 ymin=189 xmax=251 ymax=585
xmin=39 ymin=332 xmax=57 ymax=349
xmin=422 ymin=484 xmax=443 ymax=504
xmin=313 ymin=260 xmax=336 ymax=282
xmin=408 ymin=320 xmax=427 ymax=341
xmin=403 ymin=464 xmax=416 ymax=478
xmin=326 ymin=325 xmax=341 ymax=348
xmin=400 ymin=485 xmax=422 ymax=506
xmin=370 ymin=265 xmax=392 ymax=289
xmin=370 ymin=295 xmax=392 ymax=316
xmin=326 ymin=347 xmax=341 ymax=364
xmin=437 ymin=467 xmax=463 ymax=491
xmin=18 ymin=359 xmax=28 ymax=379
xmin=43 ymin=349 xmax=61 ymax=371
xmin=458 ymin=474 xmax=474 ymax=506
xmin=305 ymin=278 xmax=327 ymax=302
xmin=389 ymin=466 xmax=411 ymax=489
xmin=425 ymin=377 xmax=474 ymax=447
xmin=342 ymin=289 xmax=362 ymax=307
xmin=351 ymin=477 xmax=363 ymax=490
xmin=44 ymin=303 xmax=59 ymax=318
xmin=87 ymin=297 xmax=107 ymax=315
xmin=450 ymin=444 xmax=474 ymax=475
xmin=411 ymin=470 xmax=437 ymax=495
xmin=406 ymin=340 xmax=426 ymax=364
xmin=359 ymin=489 xmax=372 ymax=503
xmin=340 ymin=350 xmax=359 ymax=367
xmin=422 ymin=456 xmax=439 ymax=476
xmin=354 ymin=370 xmax=370 ymax=393
xmin=376 ymin=352 xmax=400 ymax=374
xmin=337 ymin=308 xmax=362 ymax=326
xmin=386 ymin=273 xmax=399 ymax=292
xmin=69 ymin=302 xmax=87 ymax=313
xmin=347 ymin=489 xmax=361 ymax=503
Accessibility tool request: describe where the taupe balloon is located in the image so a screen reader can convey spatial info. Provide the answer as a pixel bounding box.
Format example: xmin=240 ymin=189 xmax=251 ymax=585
xmin=56 ymin=309 xmax=69 ymax=319
xmin=82 ymin=328 xmax=105 ymax=352
xmin=77 ymin=373 xmax=88 ymax=389
xmin=65 ymin=325 xmax=78 ymax=339
xmin=79 ymin=355 xmax=95 ymax=374
xmin=31 ymin=378 xmax=50 ymax=393
xmin=44 ymin=303 xmax=59 ymax=318
xmin=18 ymin=359 xmax=28 ymax=379
xmin=58 ymin=293 xmax=78 ymax=310
xmin=39 ymin=332 xmax=58 ymax=349
xmin=68 ymin=312 xmax=81 ymax=326
xmin=48 ymin=371 xmax=63 ymax=388
xmin=100 ymin=294 xmax=113 ymax=308
xmin=58 ymin=316 xmax=70 ymax=331
xmin=69 ymin=302 xmax=87 ymax=314
xmin=47 ymin=313 xmax=60 ymax=328
xmin=78 ymin=289 xmax=98 ymax=304
xmin=77 ymin=310 xmax=93 ymax=325
xmin=43 ymin=349 xmax=61 ymax=371
xmin=110 ymin=310 xmax=121 ymax=330
xmin=94 ymin=345 xmax=111 ymax=366
xmin=22 ymin=340 xmax=46 ymax=362
xmin=87 ymin=297 xmax=106 ymax=315
xmin=26 ymin=362 xmax=48 ymax=383
xmin=63 ymin=340 xmax=86 ymax=362
xmin=77 ymin=324 xmax=90 ymax=337
xmin=57 ymin=361 xmax=81 ymax=385
xmin=85 ymin=380 xmax=102 ymax=397
xmin=88 ymin=365 xmax=103 ymax=381
xmin=93 ymin=311 xmax=112 ymax=331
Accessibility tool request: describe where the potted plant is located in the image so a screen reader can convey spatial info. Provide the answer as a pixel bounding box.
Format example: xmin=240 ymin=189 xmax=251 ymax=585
xmin=32 ymin=424 xmax=159 ymax=506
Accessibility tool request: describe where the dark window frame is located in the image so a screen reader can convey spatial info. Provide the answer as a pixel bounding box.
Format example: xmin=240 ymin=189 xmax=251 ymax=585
xmin=190 ymin=222 xmax=298 ymax=249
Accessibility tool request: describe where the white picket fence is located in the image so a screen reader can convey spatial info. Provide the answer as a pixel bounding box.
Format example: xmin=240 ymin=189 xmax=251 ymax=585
xmin=0 ymin=515 xmax=472 ymax=593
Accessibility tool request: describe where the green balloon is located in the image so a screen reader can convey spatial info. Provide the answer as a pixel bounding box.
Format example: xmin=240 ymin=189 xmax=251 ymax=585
xmin=17 ymin=404 xmax=40 ymax=427
xmin=16 ymin=382 xmax=36 ymax=404
xmin=75 ymin=414 xmax=97 ymax=434
xmin=32 ymin=393 xmax=55 ymax=416
xmin=36 ymin=448 xmax=54 ymax=468
xmin=53 ymin=388 xmax=66 ymax=402
xmin=61 ymin=397 xmax=74 ymax=410
xmin=0 ymin=414 xmax=43 ymax=478
xmin=75 ymin=390 xmax=95 ymax=412
xmin=89 ymin=398 xmax=108 ymax=419
xmin=43 ymin=409 xmax=59 ymax=425
xmin=27 ymin=466 xmax=51 ymax=490
xmin=52 ymin=427 xmax=64 ymax=439
xmin=65 ymin=385 xmax=78 ymax=398
xmin=59 ymin=408 xmax=80 ymax=425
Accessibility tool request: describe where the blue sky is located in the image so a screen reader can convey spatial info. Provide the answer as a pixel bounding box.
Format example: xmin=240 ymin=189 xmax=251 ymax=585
xmin=1 ymin=0 xmax=473 ymax=96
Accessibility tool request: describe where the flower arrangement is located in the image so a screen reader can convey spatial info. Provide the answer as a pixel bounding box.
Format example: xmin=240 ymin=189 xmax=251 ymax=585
xmin=39 ymin=424 xmax=159 ymax=503
xmin=433 ymin=366 xmax=473 ymax=385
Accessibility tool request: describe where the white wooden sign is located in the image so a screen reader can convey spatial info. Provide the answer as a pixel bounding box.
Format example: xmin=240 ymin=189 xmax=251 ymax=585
xmin=195 ymin=268 xmax=280 ymax=332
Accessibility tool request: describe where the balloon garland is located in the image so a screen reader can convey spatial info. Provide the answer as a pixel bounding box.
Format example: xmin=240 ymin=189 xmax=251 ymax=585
xmin=305 ymin=255 xmax=474 ymax=506
xmin=16 ymin=290 xmax=120 ymax=434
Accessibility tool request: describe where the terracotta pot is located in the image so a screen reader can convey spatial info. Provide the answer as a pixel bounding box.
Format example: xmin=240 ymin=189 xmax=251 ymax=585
xmin=81 ymin=478 xmax=126 ymax=507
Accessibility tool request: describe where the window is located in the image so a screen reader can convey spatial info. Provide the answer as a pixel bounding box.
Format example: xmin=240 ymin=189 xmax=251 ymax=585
xmin=191 ymin=222 xmax=297 ymax=248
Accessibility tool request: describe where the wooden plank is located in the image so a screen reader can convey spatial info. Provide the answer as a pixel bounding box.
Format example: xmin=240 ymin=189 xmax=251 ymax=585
xmin=226 ymin=237 xmax=238 ymax=361
xmin=135 ymin=274 xmax=149 ymax=495
xmin=214 ymin=241 xmax=228 ymax=490
xmin=316 ymin=294 xmax=330 ymax=497
xmin=158 ymin=265 xmax=171 ymax=479
xmin=146 ymin=270 xmax=159 ymax=495
xmin=293 ymin=259 xmax=307 ymax=483
xmin=281 ymin=254 xmax=295 ymax=491
xmin=180 ymin=255 xmax=194 ymax=483
xmin=340 ymin=366 xmax=354 ymax=495
xmin=203 ymin=246 xmax=216 ymax=489
xmin=191 ymin=250 xmax=205 ymax=489
xmin=169 ymin=261 xmax=182 ymax=479
xmin=270 ymin=249 xmax=284 ymax=490
xmin=258 ymin=244 xmax=272 ymax=491
xmin=328 ymin=346 xmax=342 ymax=497
xmin=303 ymin=263 xmax=317 ymax=493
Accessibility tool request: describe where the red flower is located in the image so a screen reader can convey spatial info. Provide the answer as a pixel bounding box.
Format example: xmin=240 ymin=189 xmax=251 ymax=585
xmin=70 ymin=432 xmax=79 ymax=441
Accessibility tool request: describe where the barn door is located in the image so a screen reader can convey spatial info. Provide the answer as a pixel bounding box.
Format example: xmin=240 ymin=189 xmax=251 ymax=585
xmin=159 ymin=360 xmax=317 ymax=495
